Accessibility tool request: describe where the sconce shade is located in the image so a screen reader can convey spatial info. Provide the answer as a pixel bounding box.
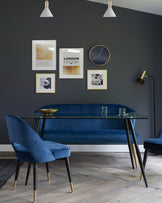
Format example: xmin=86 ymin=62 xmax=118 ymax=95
xmin=136 ymin=78 xmax=145 ymax=85
xmin=136 ymin=71 xmax=147 ymax=85
xmin=103 ymin=1 xmax=116 ymax=17
xmin=40 ymin=0 xmax=53 ymax=17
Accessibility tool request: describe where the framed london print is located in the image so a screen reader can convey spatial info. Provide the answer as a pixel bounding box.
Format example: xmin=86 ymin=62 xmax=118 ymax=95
xmin=32 ymin=40 xmax=56 ymax=70
xmin=59 ymin=48 xmax=84 ymax=79
xmin=36 ymin=73 xmax=56 ymax=93
xmin=87 ymin=69 xmax=107 ymax=90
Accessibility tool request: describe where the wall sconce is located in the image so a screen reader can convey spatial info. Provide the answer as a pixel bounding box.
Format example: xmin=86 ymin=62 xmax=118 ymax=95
xmin=103 ymin=1 xmax=116 ymax=18
xmin=40 ymin=0 xmax=53 ymax=17
xmin=136 ymin=70 xmax=156 ymax=138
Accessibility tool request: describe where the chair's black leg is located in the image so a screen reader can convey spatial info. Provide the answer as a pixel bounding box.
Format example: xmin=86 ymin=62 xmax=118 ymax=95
xmin=65 ymin=157 xmax=74 ymax=192
xmin=45 ymin=162 xmax=50 ymax=181
xmin=33 ymin=163 xmax=37 ymax=203
xmin=14 ymin=159 xmax=21 ymax=190
xmin=40 ymin=118 xmax=46 ymax=139
xmin=25 ymin=162 xmax=31 ymax=186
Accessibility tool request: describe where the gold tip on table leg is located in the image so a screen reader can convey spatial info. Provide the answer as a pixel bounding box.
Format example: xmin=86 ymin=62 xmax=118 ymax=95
xmin=34 ymin=190 xmax=37 ymax=203
xmin=13 ymin=180 xmax=17 ymax=190
xmin=70 ymin=182 xmax=74 ymax=193
xmin=132 ymin=143 xmax=138 ymax=168
xmin=47 ymin=173 xmax=50 ymax=181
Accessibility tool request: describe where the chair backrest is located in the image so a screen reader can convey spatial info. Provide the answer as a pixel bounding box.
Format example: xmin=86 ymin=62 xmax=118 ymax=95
xmin=157 ymin=129 xmax=162 ymax=138
xmin=6 ymin=115 xmax=55 ymax=163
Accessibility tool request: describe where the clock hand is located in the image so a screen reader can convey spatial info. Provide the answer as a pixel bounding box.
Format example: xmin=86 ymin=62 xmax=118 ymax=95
xmin=92 ymin=47 xmax=104 ymax=60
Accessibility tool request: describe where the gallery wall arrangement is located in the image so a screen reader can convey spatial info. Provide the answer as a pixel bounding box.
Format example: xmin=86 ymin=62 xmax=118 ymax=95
xmin=32 ymin=40 xmax=109 ymax=93
xmin=0 ymin=0 xmax=162 ymax=145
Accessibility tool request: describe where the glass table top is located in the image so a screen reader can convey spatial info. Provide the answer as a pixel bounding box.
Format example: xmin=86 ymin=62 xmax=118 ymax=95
xmin=21 ymin=112 xmax=148 ymax=120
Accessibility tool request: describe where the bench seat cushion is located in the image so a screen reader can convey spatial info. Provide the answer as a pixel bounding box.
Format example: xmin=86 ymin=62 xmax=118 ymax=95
xmin=42 ymin=130 xmax=139 ymax=144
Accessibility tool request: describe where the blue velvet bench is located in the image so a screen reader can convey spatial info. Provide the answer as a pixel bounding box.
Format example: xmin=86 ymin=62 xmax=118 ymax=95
xmin=37 ymin=104 xmax=139 ymax=145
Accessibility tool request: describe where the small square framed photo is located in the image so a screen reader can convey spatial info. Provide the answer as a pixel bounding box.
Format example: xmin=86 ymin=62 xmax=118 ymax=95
xmin=36 ymin=73 xmax=56 ymax=93
xmin=87 ymin=69 xmax=107 ymax=90
xmin=32 ymin=40 xmax=56 ymax=70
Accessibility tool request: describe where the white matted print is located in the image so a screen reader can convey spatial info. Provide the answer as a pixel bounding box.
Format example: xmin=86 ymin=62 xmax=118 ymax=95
xmin=32 ymin=40 xmax=56 ymax=70
xmin=36 ymin=73 xmax=56 ymax=93
xmin=87 ymin=69 xmax=107 ymax=90
xmin=59 ymin=48 xmax=84 ymax=79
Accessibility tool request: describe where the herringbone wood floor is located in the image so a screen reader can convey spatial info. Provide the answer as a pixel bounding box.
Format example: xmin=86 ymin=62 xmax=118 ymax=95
xmin=1 ymin=152 xmax=162 ymax=203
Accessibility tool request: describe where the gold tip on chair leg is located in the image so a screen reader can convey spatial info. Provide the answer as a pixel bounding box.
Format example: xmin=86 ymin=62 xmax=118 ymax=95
xmin=47 ymin=173 xmax=50 ymax=181
xmin=34 ymin=190 xmax=37 ymax=203
xmin=140 ymin=173 xmax=143 ymax=181
xmin=13 ymin=180 xmax=17 ymax=190
xmin=70 ymin=182 xmax=74 ymax=193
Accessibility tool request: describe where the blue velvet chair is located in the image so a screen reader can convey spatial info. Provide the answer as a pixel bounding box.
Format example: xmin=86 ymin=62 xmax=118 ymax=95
xmin=6 ymin=115 xmax=73 ymax=203
xmin=143 ymin=129 xmax=162 ymax=171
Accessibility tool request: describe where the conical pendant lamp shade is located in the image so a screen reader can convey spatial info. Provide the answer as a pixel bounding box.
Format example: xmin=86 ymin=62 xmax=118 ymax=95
xmin=103 ymin=1 xmax=116 ymax=17
xmin=40 ymin=0 xmax=53 ymax=17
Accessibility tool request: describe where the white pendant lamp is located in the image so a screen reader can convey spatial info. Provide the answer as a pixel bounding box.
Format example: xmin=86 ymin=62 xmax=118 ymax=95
xmin=103 ymin=1 xmax=116 ymax=17
xmin=40 ymin=0 xmax=53 ymax=17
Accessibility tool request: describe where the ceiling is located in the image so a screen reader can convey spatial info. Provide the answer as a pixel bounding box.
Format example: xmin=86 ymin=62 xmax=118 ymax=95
xmin=87 ymin=0 xmax=162 ymax=16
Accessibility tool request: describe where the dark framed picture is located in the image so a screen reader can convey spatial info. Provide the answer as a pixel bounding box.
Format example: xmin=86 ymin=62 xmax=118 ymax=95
xmin=89 ymin=44 xmax=111 ymax=66
xmin=87 ymin=69 xmax=107 ymax=90
xmin=36 ymin=73 xmax=56 ymax=93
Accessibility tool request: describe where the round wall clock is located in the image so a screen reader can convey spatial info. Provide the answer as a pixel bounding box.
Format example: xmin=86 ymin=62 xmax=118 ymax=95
xmin=89 ymin=45 xmax=111 ymax=66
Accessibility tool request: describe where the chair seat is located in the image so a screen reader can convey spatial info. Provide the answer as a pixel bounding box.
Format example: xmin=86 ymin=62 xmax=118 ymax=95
xmin=45 ymin=141 xmax=70 ymax=159
xmin=144 ymin=138 xmax=162 ymax=153
xmin=13 ymin=141 xmax=70 ymax=163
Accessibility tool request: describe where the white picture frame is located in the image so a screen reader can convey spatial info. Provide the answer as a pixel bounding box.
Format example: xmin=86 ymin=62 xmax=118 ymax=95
xmin=59 ymin=48 xmax=84 ymax=79
xmin=32 ymin=40 xmax=56 ymax=70
xmin=36 ymin=73 xmax=56 ymax=93
xmin=87 ymin=69 xmax=107 ymax=90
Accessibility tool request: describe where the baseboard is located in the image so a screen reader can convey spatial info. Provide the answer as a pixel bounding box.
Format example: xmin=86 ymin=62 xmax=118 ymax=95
xmin=0 ymin=144 xmax=144 ymax=152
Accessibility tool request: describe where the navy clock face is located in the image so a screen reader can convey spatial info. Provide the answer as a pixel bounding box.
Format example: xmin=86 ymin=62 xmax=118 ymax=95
xmin=89 ymin=45 xmax=111 ymax=66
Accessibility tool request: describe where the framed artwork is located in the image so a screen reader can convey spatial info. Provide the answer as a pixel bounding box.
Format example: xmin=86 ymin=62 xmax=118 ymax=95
xmin=59 ymin=48 xmax=84 ymax=79
xmin=36 ymin=73 xmax=56 ymax=93
xmin=32 ymin=40 xmax=56 ymax=70
xmin=89 ymin=44 xmax=111 ymax=66
xmin=87 ymin=69 xmax=107 ymax=90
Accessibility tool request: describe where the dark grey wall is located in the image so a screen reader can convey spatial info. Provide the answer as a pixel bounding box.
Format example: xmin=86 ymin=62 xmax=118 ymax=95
xmin=0 ymin=0 xmax=162 ymax=144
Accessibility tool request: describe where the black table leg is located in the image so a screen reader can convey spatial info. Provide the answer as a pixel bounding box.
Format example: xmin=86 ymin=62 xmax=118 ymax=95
xmin=40 ymin=118 xmax=46 ymax=139
xmin=124 ymin=119 xmax=135 ymax=169
xmin=128 ymin=119 xmax=148 ymax=187
xmin=36 ymin=118 xmax=41 ymax=134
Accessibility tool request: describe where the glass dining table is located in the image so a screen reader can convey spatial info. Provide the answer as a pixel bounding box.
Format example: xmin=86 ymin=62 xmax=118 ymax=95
xmin=21 ymin=112 xmax=148 ymax=187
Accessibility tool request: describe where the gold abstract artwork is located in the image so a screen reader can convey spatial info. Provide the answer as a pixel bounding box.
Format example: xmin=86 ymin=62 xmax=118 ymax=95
xmin=63 ymin=66 xmax=80 ymax=75
xmin=36 ymin=44 xmax=52 ymax=60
